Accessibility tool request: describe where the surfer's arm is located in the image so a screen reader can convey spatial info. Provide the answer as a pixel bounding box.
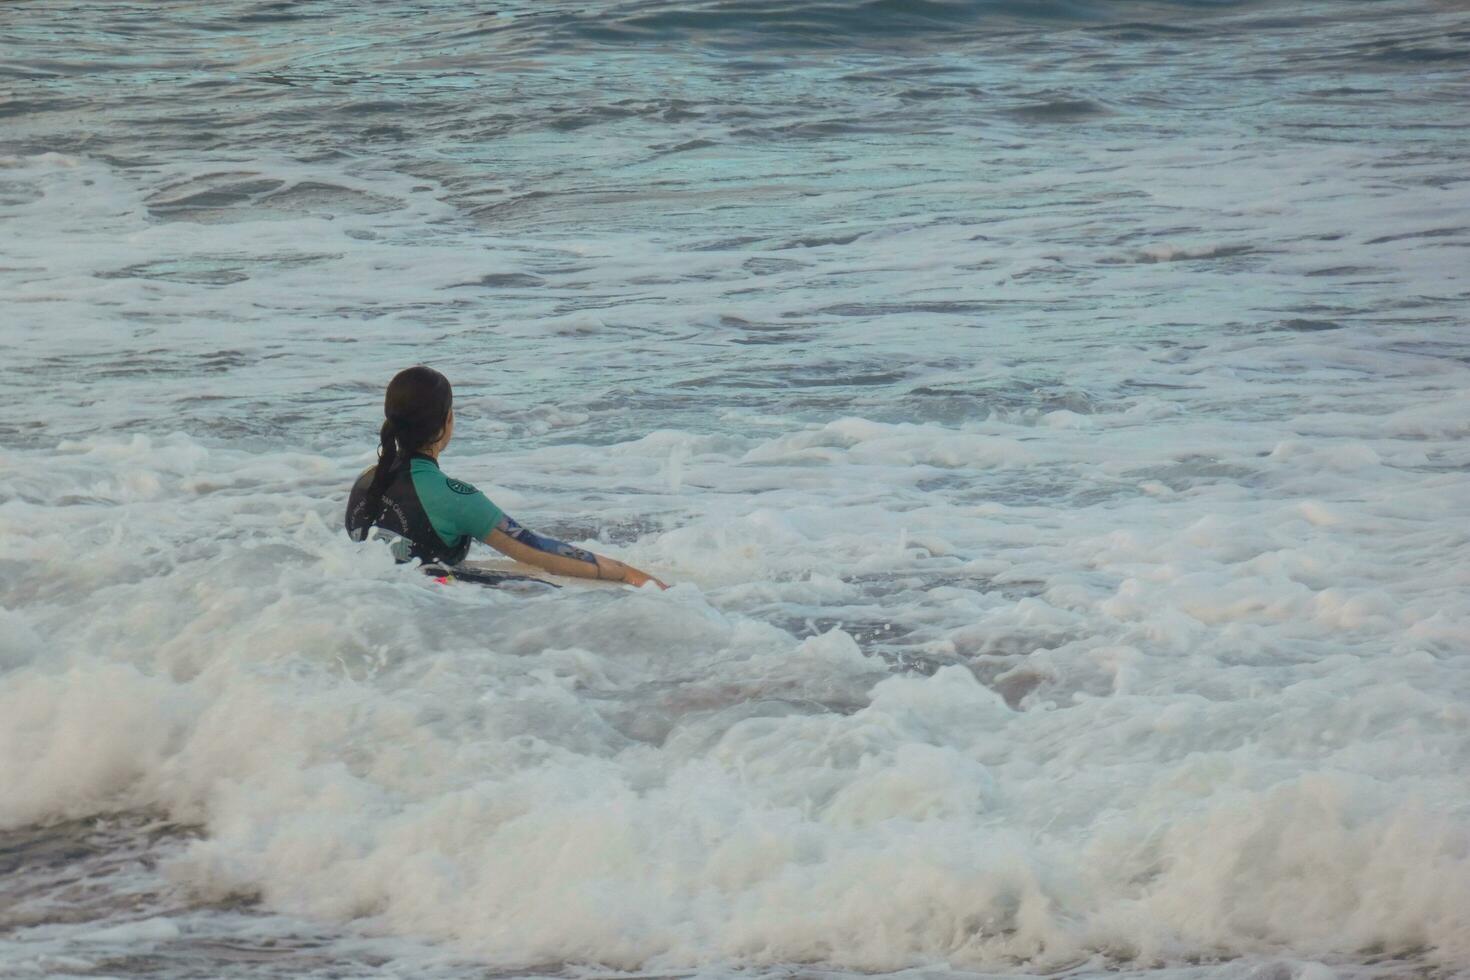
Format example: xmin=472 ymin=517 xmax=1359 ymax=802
xmin=484 ymin=515 xmax=667 ymax=588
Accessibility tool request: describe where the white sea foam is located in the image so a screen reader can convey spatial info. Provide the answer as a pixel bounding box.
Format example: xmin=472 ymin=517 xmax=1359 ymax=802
xmin=3 ymin=381 xmax=1469 ymax=973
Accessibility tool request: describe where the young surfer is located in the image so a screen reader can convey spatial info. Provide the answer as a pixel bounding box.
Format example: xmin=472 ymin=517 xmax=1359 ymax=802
xmin=346 ymin=365 xmax=667 ymax=589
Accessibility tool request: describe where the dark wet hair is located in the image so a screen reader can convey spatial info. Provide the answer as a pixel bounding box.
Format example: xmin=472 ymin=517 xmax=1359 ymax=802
xmin=364 ymin=365 xmax=452 ymax=511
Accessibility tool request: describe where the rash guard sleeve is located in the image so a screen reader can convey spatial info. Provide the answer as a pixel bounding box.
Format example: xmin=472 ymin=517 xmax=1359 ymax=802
xmin=438 ymin=480 xmax=503 ymax=542
xmin=492 ymin=514 xmax=597 ymax=564
xmin=410 ymin=462 xmax=504 ymax=549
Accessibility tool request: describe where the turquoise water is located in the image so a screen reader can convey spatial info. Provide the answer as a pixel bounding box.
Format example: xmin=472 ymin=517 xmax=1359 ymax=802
xmin=2 ymin=1 xmax=1468 ymax=977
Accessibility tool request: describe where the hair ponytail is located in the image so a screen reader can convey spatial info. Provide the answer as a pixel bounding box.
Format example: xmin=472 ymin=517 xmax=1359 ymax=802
xmin=363 ymin=419 xmax=400 ymax=515
xmin=363 ymin=367 xmax=452 ymax=516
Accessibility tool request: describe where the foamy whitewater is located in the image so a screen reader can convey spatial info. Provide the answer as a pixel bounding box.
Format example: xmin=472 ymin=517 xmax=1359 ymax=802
xmin=2 ymin=1 xmax=1468 ymax=977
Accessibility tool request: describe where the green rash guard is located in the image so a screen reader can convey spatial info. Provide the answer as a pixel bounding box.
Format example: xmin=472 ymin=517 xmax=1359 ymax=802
xmin=345 ymin=453 xmax=504 ymax=565
xmin=347 ymin=452 xmax=602 ymax=573
xmin=409 ymin=456 xmax=503 ymax=550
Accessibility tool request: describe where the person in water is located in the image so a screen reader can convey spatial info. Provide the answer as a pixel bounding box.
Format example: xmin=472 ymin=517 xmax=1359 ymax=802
xmin=346 ymin=366 xmax=666 ymax=589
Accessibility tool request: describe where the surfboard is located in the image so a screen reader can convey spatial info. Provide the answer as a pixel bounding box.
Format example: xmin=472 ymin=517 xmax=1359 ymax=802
xmin=422 ymin=559 xmax=628 ymax=591
xmin=422 ymin=560 xmax=560 ymax=590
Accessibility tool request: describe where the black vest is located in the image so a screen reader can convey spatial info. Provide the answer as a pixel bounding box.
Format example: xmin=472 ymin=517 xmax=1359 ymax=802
xmin=344 ymin=458 xmax=472 ymax=566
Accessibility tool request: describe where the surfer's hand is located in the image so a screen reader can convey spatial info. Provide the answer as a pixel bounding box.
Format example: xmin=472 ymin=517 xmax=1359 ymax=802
xmin=621 ymin=566 xmax=668 ymax=590
xmin=592 ymin=554 xmax=667 ymax=589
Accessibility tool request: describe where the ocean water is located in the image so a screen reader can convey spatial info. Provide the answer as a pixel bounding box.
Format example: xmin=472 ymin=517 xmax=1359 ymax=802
xmin=2 ymin=0 xmax=1469 ymax=977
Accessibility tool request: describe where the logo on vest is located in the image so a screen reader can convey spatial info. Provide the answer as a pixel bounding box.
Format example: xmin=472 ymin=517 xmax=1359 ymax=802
xmin=446 ymin=478 xmax=477 ymax=495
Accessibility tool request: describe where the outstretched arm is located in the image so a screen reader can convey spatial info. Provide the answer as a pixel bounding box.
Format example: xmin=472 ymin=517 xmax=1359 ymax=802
xmin=484 ymin=515 xmax=667 ymax=589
